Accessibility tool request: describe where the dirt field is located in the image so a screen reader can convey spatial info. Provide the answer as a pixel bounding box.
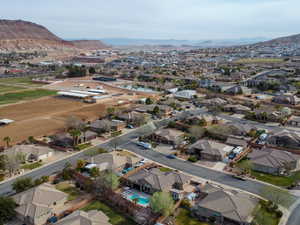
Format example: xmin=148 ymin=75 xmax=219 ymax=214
xmin=0 ymin=92 xmax=152 ymax=146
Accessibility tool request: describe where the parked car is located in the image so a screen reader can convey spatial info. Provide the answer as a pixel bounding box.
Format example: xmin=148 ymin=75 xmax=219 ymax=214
xmin=166 ymin=154 xmax=176 ymax=159
xmin=136 ymin=141 xmax=152 ymax=150
xmin=127 ymin=124 xmax=134 ymax=129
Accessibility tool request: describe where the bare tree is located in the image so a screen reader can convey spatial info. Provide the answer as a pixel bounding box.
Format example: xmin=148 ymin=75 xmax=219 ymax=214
xmin=98 ymin=119 xmax=112 ymax=133
xmin=65 ymin=116 xmax=85 ymax=131
xmin=5 ymin=153 xmax=23 ymax=177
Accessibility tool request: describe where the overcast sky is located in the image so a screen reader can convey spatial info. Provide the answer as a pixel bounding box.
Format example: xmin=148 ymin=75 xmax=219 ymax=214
xmin=1 ymin=0 xmax=299 ymax=40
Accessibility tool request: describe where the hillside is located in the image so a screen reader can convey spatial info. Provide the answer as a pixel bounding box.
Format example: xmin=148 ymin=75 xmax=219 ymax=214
xmin=256 ymin=33 xmax=300 ymax=46
xmin=71 ymin=40 xmax=108 ymax=50
xmin=0 ymin=19 xmax=75 ymax=51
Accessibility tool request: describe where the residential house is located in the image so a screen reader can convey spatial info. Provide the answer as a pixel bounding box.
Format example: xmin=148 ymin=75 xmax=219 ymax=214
xmin=199 ymin=79 xmax=216 ymax=88
xmin=201 ymin=98 xmax=227 ymax=107
xmin=126 ymin=168 xmax=191 ymax=200
xmin=226 ymin=122 xmax=257 ymax=137
xmin=224 ymin=85 xmax=252 ymax=95
xmin=90 ymin=152 xmax=140 ymax=172
xmin=253 ymin=107 xmax=285 ymax=122
xmin=54 ymin=210 xmax=112 ymax=225
xmin=187 ymin=139 xmax=233 ymax=161
xmin=287 ymin=116 xmax=300 ymax=128
xmin=225 ymin=136 xmax=249 ymax=148
xmin=223 ymin=104 xmax=251 ymax=114
xmin=174 ymin=90 xmax=197 ymax=100
xmin=51 ymin=131 xmax=97 ymax=148
xmin=116 ymin=111 xmax=150 ymax=126
xmin=267 ymin=129 xmax=300 ymax=149
xmin=134 ymin=104 xmax=173 ymax=117
xmin=192 ymin=184 xmax=257 ymax=225
xmin=13 ymin=183 xmax=68 ymax=225
xmin=3 ymin=144 xmax=54 ymax=162
xmin=90 ymin=119 xmax=126 ymax=134
xmin=185 ymin=114 xmax=223 ymax=126
xmin=272 ymin=94 xmax=300 ymax=105
xmin=248 ymin=148 xmax=299 ymax=175
xmin=147 ymin=128 xmax=185 ymax=147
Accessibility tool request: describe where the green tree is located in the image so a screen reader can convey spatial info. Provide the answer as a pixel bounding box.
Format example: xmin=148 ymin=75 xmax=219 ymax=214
xmin=102 ymin=171 xmax=119 ymax=190
xmin=90 ymin=167 xmax=100 ymax=177
xmin=152 ymin=106 xmax=160 ymax=115
xmin=150 ymin=191 xmax=174 ymax=216
xmin=0 ymin=155 xmax=6 ymax=171
xmin=34 ymin=176 xmax=49 ymax=186
xmin=76 ymin=159 xmax=86 ymax=170
xmin=145 ymin=97 xmax=154 ymax=105
xmin=69 ymin=129 xmax=82 ymax=146
xmin=0 ymin=196 xmax=17 ymax=224
xmin=3 ymin=136 xmax=11 ymax=148
xmin=12 ymin=177 xmax=33 ymax=193
xmin=106 ymin=107 xmax=115 ymax=116
xmin=89 ymin=67 xmax=96 ymax=74
xmin=28 ymin=136 xmax=36 ymax=144
xmin=189 ymin=126 xmax=206 ymax=140
xmin=198 ymin=118 xmax=207 ymax=127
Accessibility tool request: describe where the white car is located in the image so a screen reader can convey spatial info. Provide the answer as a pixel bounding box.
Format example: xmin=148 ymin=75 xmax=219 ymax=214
xmin=140 ymin=158 xmax=148 ymax=164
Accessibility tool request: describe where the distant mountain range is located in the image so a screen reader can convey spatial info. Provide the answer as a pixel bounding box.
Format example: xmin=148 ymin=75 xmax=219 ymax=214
xmin=0 ymin=19 xmax=108 ymax=51
xmin=255 ymin=33 xmax=300 ymax=46
xmin=100 ymin=37 xmax=269 ymax=47
xmin=1 ymin=19 xmax=300 ymax=51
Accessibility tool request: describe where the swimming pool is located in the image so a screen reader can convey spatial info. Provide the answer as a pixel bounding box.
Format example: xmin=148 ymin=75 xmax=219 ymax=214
xmin=123 ymin=191 xmax=150 ymax=206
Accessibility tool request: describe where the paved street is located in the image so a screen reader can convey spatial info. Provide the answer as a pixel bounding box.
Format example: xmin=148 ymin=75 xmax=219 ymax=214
xmin=1 ymin=107 xmax=300 ymax=224
xmin=120 ymin=141 xmax=278 ymax=197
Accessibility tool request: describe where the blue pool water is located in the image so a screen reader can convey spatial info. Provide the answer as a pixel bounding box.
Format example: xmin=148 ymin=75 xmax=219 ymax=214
xmin=129 ymin=193 xmax=150 ymax=206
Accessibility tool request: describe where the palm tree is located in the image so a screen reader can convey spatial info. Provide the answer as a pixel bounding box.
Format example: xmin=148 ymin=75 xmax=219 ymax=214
xmin=68 ymin=129 xmax=82 ymax=146
xmin=3 ymin=136 xmax=11 ymax=148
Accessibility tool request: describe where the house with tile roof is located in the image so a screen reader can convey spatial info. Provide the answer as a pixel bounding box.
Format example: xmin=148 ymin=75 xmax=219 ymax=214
xmin=267 ymin=129 xmax=300 ymax=149
xmin=12 ymin=183 xmax=68 ymax=225
xmin=187 ymin=139 xmax=233 ymax=161
xmin=125 ymin=168 xmax=191 ymax=200
xmin=248 ymin=148 xmax=299 ymax=175
xmin=55 ymin=210 xmax=112 ymax=225
xmin=192 ymin=184 xmax=257 ymax=225
xmin=147 ymin=128 xmax=185 ymax=147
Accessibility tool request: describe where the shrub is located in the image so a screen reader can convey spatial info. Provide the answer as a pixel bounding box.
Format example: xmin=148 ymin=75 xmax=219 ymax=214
xmin=275 ymin=210 xmax=283 ymax=218
xmin=188 ymin=156 xmax=198 ymax=163
xmin=180 ymin=199 xmax=191 ymax=209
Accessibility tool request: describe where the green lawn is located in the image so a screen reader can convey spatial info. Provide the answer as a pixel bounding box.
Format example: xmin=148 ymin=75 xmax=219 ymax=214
xmin=176 ymin=208 xmax=210 ymax=225
xmin=82 ymin=201 xmax=137 ymax=225
xmin=159 ymin=167 xmax=173 ymax=172
xmin=55 ymin=182 xmax=80 ymax=201
xmin=236 ymin=159 xmax=300 ymax=187
xmin=21 ymin=162 xmax=43 ymax=170
xmin=252 ymin=203 xmax=280 ymax=225
xmin=0 ymin=84 xmax=25 ymax=94
xmin=234 ymin=58 xmax=284 ymax=64
xmin=0 ymin=89 xmax=57 ymax=105
xmin=75 ymin=142 xmax=92 ymax=151
xmin=0 ymin=77 xmax=43 ymax=87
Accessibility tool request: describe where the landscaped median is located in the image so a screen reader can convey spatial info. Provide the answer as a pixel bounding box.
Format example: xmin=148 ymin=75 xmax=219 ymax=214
xmin=0 ymin=89 xmax=57 ymax=105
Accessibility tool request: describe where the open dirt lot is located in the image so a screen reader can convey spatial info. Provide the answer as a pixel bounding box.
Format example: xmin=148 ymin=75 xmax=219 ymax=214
xmin=0 ymin=91 xmax=152 ymax=146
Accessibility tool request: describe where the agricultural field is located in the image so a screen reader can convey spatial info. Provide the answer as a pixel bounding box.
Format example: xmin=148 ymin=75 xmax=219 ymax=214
xmin=234 ymin=58 xmax=284 ymax=64
xmin=0 ymin=89 xmax=57 ymax=105
xmin=0 ymin=76 xmax=44 ymax=87
xmin=0 ymin=84 xmax=26 ymax=94
xmin=0 ymin=93 xmax=137 ymax=145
